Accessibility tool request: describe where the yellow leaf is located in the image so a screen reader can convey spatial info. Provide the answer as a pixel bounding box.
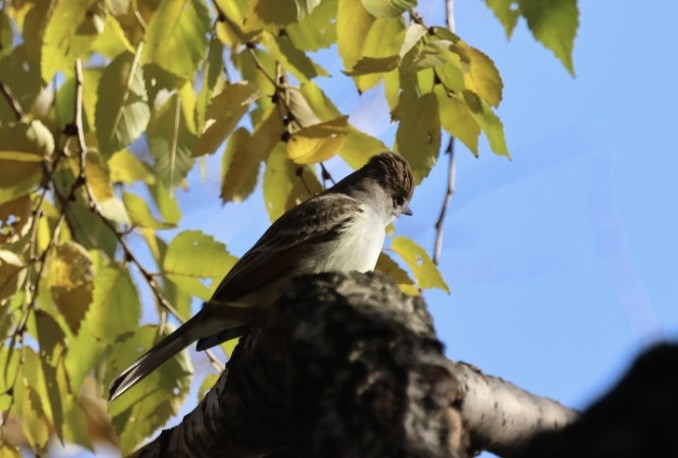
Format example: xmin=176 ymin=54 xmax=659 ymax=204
xmin=0 ymin=194 xmax=31 ymax=243
xmin=391 ymin=236 xmax=449 ymax=293
xmin=452 ymin=41 xmax=503 ymax=107
xmin=108 ymin=149 xmax=155 ymax=185
xmin=221 ymin=128 xmax=261 ymax=203
xmin=434 ymin=85 xmax=481 ymax=154
xmin=340 ymin=128 xmax=388 ymax=169
xmin=49 ymin=241 xmax=93 ymax=334
xmin=375 ymin=253 xmax=418 ymax=296
xmin=123 ymin=192 xmax=175 ymax=229
xmin=0 ymin=249 xmax=25 ymax=302
xmin=287 ymin=116 xmax=349 ymax=164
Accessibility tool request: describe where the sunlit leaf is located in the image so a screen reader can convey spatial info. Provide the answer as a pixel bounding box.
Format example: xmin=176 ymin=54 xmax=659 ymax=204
xmin=147 ymin=92 xmax=196 ymax=188
xmin=244 ymin=0 xmax=321 ymax=29
xmin=452 ymin=41 xmax=503 ymax=107
xmin=394 ymin=90 xmax=441 ymax=183
xmin=196 ymin=37 xmax=226 ymax=133
xmin=34 ymin=310 xmax=66 ymax=441
xmin=198 ymin=373 xmax=219 ymax=400
xmin=221 ymin=128 xmax=260 ymax=203
xmin=143 ymin=0 xmax=211 ymax=79
xmin=41 ymin=0 xmax=102 ymax=81
xmin=85 ymin=152 xmax=133 ymax=225
xmin=164 ymin=230 xmax=237 ymax=280
xmin=391 ymin=236 xmax=449 ymax=293
xmin=148 ymin=180 xmax=182 ymax=225
xmin=123 ymin=192 xmax=176 ymax=229
xmin=434 ymin=85 xmax=480 ymax=154
xmin=95 ymin=50 xmax=150 ymax=156
xmin=287 ymin=116 xmax=349 ymax=164
xmin=193 ymin=82 xmax=258 ymax=157
xmin=361 ymin=0 xmax=417 ymax=18
xmin=107 ymin=326 xmax=192 ymax=455
xmin=49 ymin=241 xmax=93 ymax=334
xmin=286 ymin=0 xmax=338 ymax=51
xmin=262 ymin=31 xmax=329 ymax=82
xmin=340 ymin=128 xmax=389 ymax=169
xmin=0 ymin=249 xmax=25 ymax=302
xmin=463 ymin=90 xmax=510 ymax=158
xmin=299 ymin=82 xmax=342 ymax=120
xmin=264 ymin=143 xmax=322 ymax=221
xmin=375 ymin=253 xmax=418 ymax=295
xmin=108 ymin=149 xmax=155 ymax=185
xmin=233 ymin=49 xmax=276 ymax=126
xmin=0 ymin=195 xmax=31 ymax=243
xmin=91 ymin=11 xmax=134 ymax=58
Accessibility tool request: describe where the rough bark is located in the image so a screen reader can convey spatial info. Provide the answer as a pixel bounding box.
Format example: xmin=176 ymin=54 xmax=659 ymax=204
xmin=130 ymin=272 xmax=580 ymax=457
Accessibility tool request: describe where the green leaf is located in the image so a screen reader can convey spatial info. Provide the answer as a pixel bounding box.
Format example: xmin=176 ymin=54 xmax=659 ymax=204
xmin=40 ymin=0 xmax=102 ymax=81
xmin=0 ymin=45 xmax=42 ymax=123
xmin=344 ymin=56 xmax=400 ymax=76
xmin=484 ymin=0 xmax=520 ymax=38
xmin=407 ymin=39 xmax=465 ymax=93
xmin=164 ymin=230 xmax=238 ymax=280
xmin=49 ymin=241 xmax=93 ymax=334
xmin=193 ymin=82 xmax=258 ymax=157
xmin=262 ymin=31 xmax=329 ymax=82
xmin=85 ymin=151 xmax=132 ymax=225
xmin=34 ymin=310 xmax=66 ymax=442
xmin=108 ymin=149 xmax=155 ymax=185
xmin=148 ymin=180 xmax=182 ymax=225
xmin=244 ymin=0 xmax=321 ymax=28
xmin=89 ymin=254 xmax=141 ymax=343
xmin=95 ymin=49 xmax=150 ymax=156
xmin=299 ymin=82 xmax=342 ymax=120
xmin=394 ymin=90 xmax=441 ymax=183
xmin=22 ymin=385 xmax=50 ymax=452
xmin=90 ymin=11 xmax=134 ymax=58
xmin=287 ymin=116 xmax=349 ymax=164
xmin=434 ymin=85 xmax=480 ymax=154
xmin=520 ymin=0 xmax=578 ymax=75
xmin=221 ymin=128 xmax=260 ymax=203
xmin=453 ymin=41 xmax=503 ymax=107
xmin=0 ymin=11 xmax=14 ymax=58
xmin=107 ymin=326 xmax=192 ymax=455
xmin=360 ymin=0 xmax=417 ymax=18
xmin=143 ymin=0 xmax=211 ymax=79
xmin=0 ymin=120 xmax=54 ymax=204
xmin=198 ymin=373 xmax=219 ymax=400
xmin=0 ymin=249 xmax=25 ymax=302
xmin=233 ymin=49 xmax=276 ymax=126
xmin=123 ymin=192 xmax=176 ymax=229
xmin=196 ymin=37 xmax=226 ymax=133
xmin=147 ymin=92 xmax=197 ymax=188
xmin=340 ymin=128 xmax=389 ymax=169
xmin=375 ymin=253 xmax=418 ymax=296
xmin=463 ymin=90 xmax=510 ymax=158
xmin=286 ymin=0 xmax=338 ymax=51
xmin=390 ymin=236 xmax=449 ymax=293
xmin=264 ymin=143 xmax=322 ymax=221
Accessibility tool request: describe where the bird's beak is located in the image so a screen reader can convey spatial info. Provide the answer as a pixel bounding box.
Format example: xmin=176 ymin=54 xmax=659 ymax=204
xmin=402 ymin=206 xmax=413 ymax=216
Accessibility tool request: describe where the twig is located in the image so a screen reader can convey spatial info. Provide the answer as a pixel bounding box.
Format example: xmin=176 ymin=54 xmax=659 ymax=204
xmin=318 ymin=162 xmax=335 ymax=187
xmin=433 ymin=137 xmax=455 ymax=265
xmin=72 ymin=59 xmax=224 ymax=372
xmin=445 ymin=0 xmax=456 ymax=32
xmin=0 ymin=79 xmax=24 ymax=121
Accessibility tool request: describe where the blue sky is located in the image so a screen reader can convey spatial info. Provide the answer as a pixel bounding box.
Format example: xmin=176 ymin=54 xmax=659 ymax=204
xmin=57 ymin=1 xmax=678 ymax=455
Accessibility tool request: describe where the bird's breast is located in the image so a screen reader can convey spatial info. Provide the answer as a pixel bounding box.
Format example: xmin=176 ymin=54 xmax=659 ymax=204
xmin=302 ymin=206 xmax=385 ymax=274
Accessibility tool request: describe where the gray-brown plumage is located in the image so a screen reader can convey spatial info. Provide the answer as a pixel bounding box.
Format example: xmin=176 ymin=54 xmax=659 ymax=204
xmin=108 ymin=152 xmax=414 ymax=401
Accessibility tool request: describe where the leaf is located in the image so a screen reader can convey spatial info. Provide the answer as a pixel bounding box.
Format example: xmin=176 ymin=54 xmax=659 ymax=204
xmin=286 ymin=87 xmax=323 ymax=128
xmin=196 ymin=37 xmax=226 ymax=133
xmin=0 ymin=249 xmax=25 ymax=302
xmin=286 ymin=0 xmax=338 ymax=51
xmin=95 ymin=49 xmax=150 ymax=156
xmin=391 ymin=236 xmax=449 ymax=293
xmin=337 ymin=0 xmax=375 ymax=72
xmin=299 ymin=82 xmax=342 ymax=120
xmin=0 ymin=45 xmax=42 ymax=123
xmin=434 ymin=85 xmax=481 ymax=154
xmin=264 ymin=143 xmax=322 ymax=221
xmin=123 ymin=192 xmax=175 ymax=229
xmin=221 ymin=128 xmax=260 ymax=203
xmin=484 ymin=0 xmax=520 ymax=38
xmin=40 ymin=0 xmax=102 ymax=81
xmin=344 ymin=55 xmax=400 ymax=76
xmin=0 ymin=11 xmax=13 ymax=58
xmin=0 ymin=443 xmax=21 ymax=458
xmin=286 ymin=116 xmax=349 ymax=164
xmin=34 ymin=310 xmax=66 ymax=442
xmin=88 ymin=255 xmax=141 ymax=343
xmin=360 ymin=0 xmax=417 ymax=18
xmin=22 ymin=385 xmax=50 ymax=452
xmin=49 ymin=241 xmax=94 ymax=334
xmin=107 ymin=325 xmax=192 ymax=455
xmin=244 ymin=0 xmax=321 ymax=29
xmin=143 ymin=0 xmax=211 ymax=79
xmin=91 ymin=11 xmax=134 ymax=58
xmin=463 ymin=90 xmax=510 ymax=158
xmin=108 ymin=149 xmax=155 ymax=185
xmin=394 ymin=90 xmax=441 ymax=183
xmin=85 ymin=151 xmax=132 ymax=225
xmin=147 ymin=92 xmax=197 ymax=188
xmin=198 ymin=373 xmax=219 ymax=400
xmin=520 ymin=0 xmax=578 ymax=75
xmin=233 ymin=49 xmax=276 ymax=126
xmin=192 ymin=82 xmax=258 ymax=157
xmin=0 ymin=194 xmax=31 ymax=243
xmin=340 ymin=128 xmax=389 ymax=169
xmin=407 ymin=39 xmax=465 ymax=93
xmin=164 ymin=230 xmax=238 ymax=280
xmin=375 ymin=253 xmax=418 ymax=296
xmin=452 ymin=41 xmax=503 ymax=107
xmin=262 ymin=31 xmax=329 ymax=82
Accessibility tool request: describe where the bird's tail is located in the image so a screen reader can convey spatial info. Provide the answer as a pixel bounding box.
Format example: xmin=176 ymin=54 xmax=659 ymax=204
xmin=108 ymin=311 xmax=215 ymax=401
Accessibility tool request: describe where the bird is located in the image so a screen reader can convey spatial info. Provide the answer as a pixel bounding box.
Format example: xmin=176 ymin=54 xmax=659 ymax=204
xmin=108 ymin=151 xmax=414 ymax=400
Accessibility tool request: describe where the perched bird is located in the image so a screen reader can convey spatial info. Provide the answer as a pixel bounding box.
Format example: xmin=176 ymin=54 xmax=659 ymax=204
xmin=109 ymin=152 xmax=414 ymax=400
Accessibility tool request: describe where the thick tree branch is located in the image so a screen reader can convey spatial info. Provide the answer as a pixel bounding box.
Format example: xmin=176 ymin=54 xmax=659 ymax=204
xmin=131 ymin=273 xmax=578 ymax=458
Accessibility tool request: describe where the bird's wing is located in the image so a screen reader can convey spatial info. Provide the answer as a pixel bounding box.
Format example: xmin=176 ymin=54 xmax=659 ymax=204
xmin=210 ymin=192 xmax=362 ymax=301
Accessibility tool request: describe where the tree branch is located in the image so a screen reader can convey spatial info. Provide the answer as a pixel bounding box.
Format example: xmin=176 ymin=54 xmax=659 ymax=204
xmin=0 ymin=78 xmax=24 ymax=121
xmin=433 ymin=137 xmax=456 ymax=264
